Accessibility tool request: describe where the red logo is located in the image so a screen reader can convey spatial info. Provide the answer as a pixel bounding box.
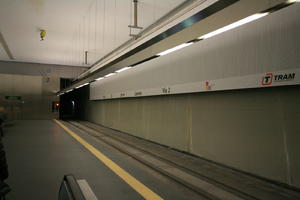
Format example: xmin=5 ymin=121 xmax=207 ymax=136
xmin=262 ymin=73 xmax=273 ymax=86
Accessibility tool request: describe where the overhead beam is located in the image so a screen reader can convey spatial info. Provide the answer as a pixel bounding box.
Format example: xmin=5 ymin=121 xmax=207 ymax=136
xmin=0 ymin=61 xmax=87 ymax=78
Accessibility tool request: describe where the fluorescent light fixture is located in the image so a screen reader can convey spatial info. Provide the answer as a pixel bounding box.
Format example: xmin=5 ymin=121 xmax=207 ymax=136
xmin=95 ymin=77 xmax=104 ymax=81
xmin=157 ymin=42 xmax=193 ymax=56
xmin=75 ymin=83 xmax=89 ymax=89
xmin=287 ymin=0 xmax=300 ymax=3
xmin=116 ymin=66 xmax=132 ymax=73
xmin=104 ymin=73 xmax=116 ymax=78
xmin=198 ymin=13 xmax=269 ymax=40
xmin=66 ymin=89 xmax=73 ymax=93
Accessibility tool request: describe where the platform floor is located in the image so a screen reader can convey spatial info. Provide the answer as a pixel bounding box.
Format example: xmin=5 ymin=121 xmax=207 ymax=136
xmin=2 ymin=120 xmax=202 ymax=200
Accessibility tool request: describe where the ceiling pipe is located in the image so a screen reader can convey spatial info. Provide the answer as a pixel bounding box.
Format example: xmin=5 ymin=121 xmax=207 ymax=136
xmin=133 ymin=0 xmax=138 ymax=27
xmin=85 ymin=51 xmax=88 ymax=65
xmin=129 ymin=0 xmax=143 ymax=37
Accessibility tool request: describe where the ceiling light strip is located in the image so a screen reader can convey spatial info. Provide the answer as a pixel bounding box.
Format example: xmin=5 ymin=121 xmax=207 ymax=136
xmin=95 ymin=77 xmax=104 ymax=81
xmin=76 ymin=83 xmax=89 ymax=89
xmin=287 ymin=0 xmax=300 ymax=3
xmin=157 ymin=42 xmax=193 ymax=56
xmin=104 ymin=73 xmax=116 ymax=78
xmin=198 ymin=13 xmax=269 ymax=40
xmin=66 ymin=89 xmax=73 ymax=93
xmin=116 ymin=66 xmax=132 ymax=73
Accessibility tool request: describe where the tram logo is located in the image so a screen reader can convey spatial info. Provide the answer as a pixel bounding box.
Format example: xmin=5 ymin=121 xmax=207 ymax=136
xmin=261 ymin=73 xmax=273 ymax=85
xmin=261 ymin=72 xmax=295 ymax=86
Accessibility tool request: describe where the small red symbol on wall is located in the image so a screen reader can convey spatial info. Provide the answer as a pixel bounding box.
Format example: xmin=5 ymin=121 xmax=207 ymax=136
xmin=205 ymin=81 xmax=211 ymax=90
xmin=261 ymin=73 xmax=273 ymax=86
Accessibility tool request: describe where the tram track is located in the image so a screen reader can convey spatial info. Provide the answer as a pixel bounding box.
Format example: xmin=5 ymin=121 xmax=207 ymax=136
xmin=63 ymin=120 xmax=258 ymax=200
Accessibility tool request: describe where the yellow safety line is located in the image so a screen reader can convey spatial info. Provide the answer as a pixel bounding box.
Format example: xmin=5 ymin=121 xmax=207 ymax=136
xmin=54 ymin=119 xmax=164 ymax=200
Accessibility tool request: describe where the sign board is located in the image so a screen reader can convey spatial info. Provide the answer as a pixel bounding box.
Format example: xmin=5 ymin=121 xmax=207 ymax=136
xmin=5 ymin=96 xmax=22 ymax=100
xmin=90 ymin=68 xmax=300 ymax=100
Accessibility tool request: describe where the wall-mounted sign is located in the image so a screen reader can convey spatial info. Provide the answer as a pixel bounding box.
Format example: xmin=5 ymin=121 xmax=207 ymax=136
xmin=90 ymin=68 xmax=299 ymax=100
xmin=261 ymin=72 xmax=295 ymax=86
xmin=5 ymin=96 xmax=22 ymax=100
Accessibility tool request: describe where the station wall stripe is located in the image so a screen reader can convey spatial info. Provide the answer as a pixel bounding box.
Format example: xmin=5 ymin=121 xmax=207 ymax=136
xmin=54 ymin=119 xmax=164 ymax=200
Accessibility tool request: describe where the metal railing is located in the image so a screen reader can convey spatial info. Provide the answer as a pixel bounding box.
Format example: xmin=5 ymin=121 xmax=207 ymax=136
xmin=58 ymin=175 xmax=86 ymax=200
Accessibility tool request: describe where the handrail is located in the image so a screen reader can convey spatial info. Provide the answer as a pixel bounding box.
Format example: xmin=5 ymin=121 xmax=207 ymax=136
xmin=58 ymin=175 xmax=86 ymax=200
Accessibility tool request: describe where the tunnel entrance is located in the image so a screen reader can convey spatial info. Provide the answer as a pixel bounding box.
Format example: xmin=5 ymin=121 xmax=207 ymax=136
xmin=59 ymin=85 xmax=89 ymax=120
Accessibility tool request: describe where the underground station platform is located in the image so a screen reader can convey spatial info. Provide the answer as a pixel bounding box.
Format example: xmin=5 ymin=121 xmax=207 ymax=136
xmin=1 ymin=1 xmax=300 ymax=200
xmin=2 ymin=120 xmax=300 ymax=200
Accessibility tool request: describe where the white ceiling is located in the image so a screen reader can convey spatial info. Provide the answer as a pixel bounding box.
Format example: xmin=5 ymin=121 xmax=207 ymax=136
xmin=0 ymin=0 xmax=186 ymax=67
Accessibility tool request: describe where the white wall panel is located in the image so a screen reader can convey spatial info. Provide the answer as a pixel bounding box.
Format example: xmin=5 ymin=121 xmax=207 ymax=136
xmin=91 ymin=4 xmax=300 ymax=100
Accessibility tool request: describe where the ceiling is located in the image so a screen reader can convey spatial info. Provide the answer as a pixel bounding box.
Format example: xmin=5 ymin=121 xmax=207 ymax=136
xmin=0 ymin=0 xmax=186 ymax=67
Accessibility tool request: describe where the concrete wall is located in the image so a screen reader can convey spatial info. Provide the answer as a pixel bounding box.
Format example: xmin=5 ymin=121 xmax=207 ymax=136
xmin=0 ymin=60 xmax=86 ymax=119
xmin=85 ymin=85 xmax=300 ymax=188
xmin=0 ymin=74 xmax=59 ymax=120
